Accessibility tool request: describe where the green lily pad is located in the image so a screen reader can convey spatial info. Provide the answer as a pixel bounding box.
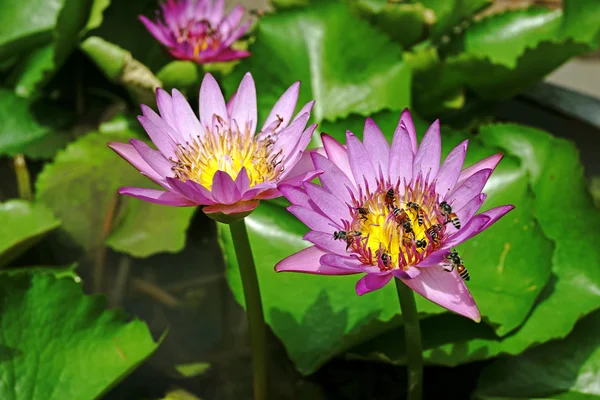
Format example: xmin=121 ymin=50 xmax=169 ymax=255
xmin=420 ymin=0 xmax=491 ymax=39
xmin=474 ymin=310 xmax=600 ymax=399
xmin=0 ymin=0 xmax=63 ymax=58
xmin=352 ymin=123 xmax=600 ymax=366
xmin=36 ymin=130 xmax=195 ymax=258
xmin=0 ymin=89 xmax=50 ymax=156
xmin=350 ymin=0 xmax=432 ymax=48
xmin=157 ymin=61 xmax=201 ymax=91
xmin=0 ymin=271 xmax=159 ymax=399
xmin=224 ymin=0 xmax=411 ymax=123
xmin=0 ymin=200 xmax=60 ymax=267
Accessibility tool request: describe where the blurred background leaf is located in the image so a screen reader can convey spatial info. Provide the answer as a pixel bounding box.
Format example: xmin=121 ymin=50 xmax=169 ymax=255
xmin=225 ymin=0 xmax=411 ymax=123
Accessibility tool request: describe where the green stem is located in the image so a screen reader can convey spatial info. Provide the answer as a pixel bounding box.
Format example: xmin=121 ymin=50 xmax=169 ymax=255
xmin=13 ymin=154 xmax=33 ymax=201
xmin=395 ymin=278 xmax=424 ymax=400
xmin=229 ymin=219 xmax=268 ymax=400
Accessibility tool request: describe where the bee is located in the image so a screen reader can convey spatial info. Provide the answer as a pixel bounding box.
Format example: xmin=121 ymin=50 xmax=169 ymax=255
xmin=406 ymin=201 xmax=425 ymax=226
xmin=415 ymin=239 xmax=427 ymax=249
xmin=333 ymin=230 xmax=362 ymax=250
xmin=443 ymin=250 xmax=470 ymax=281
xmin=426 ymin=223 xmax=443 ymax=245
xmin=378 ymin=250 xmax=391 ymax=270
xmin=385 ymin=188 xmax=396 ymax=209
xmin=439 ymin=201 xmax=461 ymax=229
xmin=401 ymin=219 xmax=414 ymax=237
xmin=355 ymin=207 xmax=369 ymax=221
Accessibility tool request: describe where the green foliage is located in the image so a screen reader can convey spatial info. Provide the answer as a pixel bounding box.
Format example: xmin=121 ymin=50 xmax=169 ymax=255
xmin=225 ymin=0 xmax=411 ymax=123
xmin=0 ymin=90 xmax=50 ymax=156
xmin=0 ymin=200 xmax=60 ymax=267
xmin=351 ymin=123 xmax=600 ymax=367
xmin=157 ymin=61 xmax=202 ymax=91
xmin=36 ymin=130 xmax=195 ymax=258
xmin=0 ymin=271 xmax=159 ymax=399
xmin=0 ymin=0 xmax=63 ymax=58
xmin=474 ymin=310 xmax=600 ymax=399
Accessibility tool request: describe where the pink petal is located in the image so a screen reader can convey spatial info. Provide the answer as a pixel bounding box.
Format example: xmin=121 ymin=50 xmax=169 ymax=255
xmin=436 ymin=140 xmax=468 ymax=199
xmin=203 ymin=199 xmax=259 ymax=216
xmin=222 ymin=20 xmax=251 ymax=48
xmin=304 ymin=182 xmax=350 ymax=227
xmin=448 ymin=169 xmax=493 ymax=211
xmin=292 ymin=101 xmax=315 ymax=123
xmin=272 ymin=112 xmax=310 ymax=162
xmin=321 ymin=133 xmax=354 ymax=186
xmin=277 ymin=170 xmax=321 ymax=192
xmin=235 ymin=167 xmax=251 ymax=193
xmin=346 ymin=131 xmax=377 ymax=191
xmin=478 ymin=205 xmax=515 ymax=230
xmin=280 ymin=124 xmax=318 ymax=173
xmin=261 ymin=81 xmax=300 ymax=133
xmin=401 ymin=268 xmax=480 ymax=322
xmin=279 ymin=185 xmax=311 ymax=208
xmin=413 ymin=119 xmax=441 ymax=183
xmin=119 ymin=187 xmax=195 ymax=206
xmin=311 ymin=153 xmax=356 ymax=203
xmin=206 ymin=49 xmax=251 ymax=63
xmin=303 ymin=231 xmax=347 ymax=256
xmin=129 ymin=139 xmax=174 ymax=180
xmin=221 ymin=5 xmax=245 ymax=32
xmin=392 ymin=266 xmax=421 ymax=279
xmin=395 ymin=108 xmax=417 ymax=154
xmin=166 ymin=177 xmax=214 ymax=205
xmin=199 ymin=73 xmax=228 ymax=131
xmin=278 ymin=147 xmax=321 ymax=184
xmin=363 ymin=118 xmax=390 ymax=173
xmin=356 ymin=273 xmax=393 ymax=295
xmin=457 ymin=153 xmax=503 ymax=187
xmin=140 ymin=104 xmax=184 ymax=144
xmin=137 ymin=115 xmax=178 ymax=160
xmin=172 ymin=89 xmax=203 ymax=141
xmin=228 ymin=72 xmax=257 ymax=134
xmin=388 ymin=123 xmax=414 ymax=187
xmin=139 ymin=16 xmax=171 ymax=46
xmin=108 ymin=142 xmax=166 ymax=186
xmin=275 ymin=246 xmax=354 ymax=275
xmin=443 ymin=215 xmax=491 ymax=248
xmin=211 ymin=171 xmax=241 ymax=204
xmin=320 ymin=254 xmax=364 ymax=273
xmin=209 ymin=0 xmax=225 ymax=26
xmin=288 ymin=205 xmax=337 ymax=232
xmin=156 ymin=88 xmax=178 ymax=132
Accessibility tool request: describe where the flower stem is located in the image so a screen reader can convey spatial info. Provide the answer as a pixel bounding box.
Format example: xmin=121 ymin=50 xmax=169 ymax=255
xmin=395 ymin=278 xmax=424 ymax=400
xmin=229 ymin=219 xmax=268 ymax=400
xmin=13 ymin=154 xmax=33 ymax=201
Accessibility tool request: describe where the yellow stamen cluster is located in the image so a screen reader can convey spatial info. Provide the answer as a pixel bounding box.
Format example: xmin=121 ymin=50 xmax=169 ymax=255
xmin=348 ymin=181 xmax=445 ymax=270
xmin=171 ymin=121 xmax=282 ymax=190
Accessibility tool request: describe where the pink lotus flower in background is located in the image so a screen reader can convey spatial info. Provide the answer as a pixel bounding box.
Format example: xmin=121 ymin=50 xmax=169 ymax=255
xmin=140 ymin=0 xmax=251 ymax=64
xmin=109 ymin=72 xmax=317 ymax=223
xmin=275 ymin=110 xmax=514 ymax=321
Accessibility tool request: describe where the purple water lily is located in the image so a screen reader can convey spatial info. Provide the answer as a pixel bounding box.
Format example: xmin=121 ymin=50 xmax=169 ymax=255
xmin=275 ymin=110 xmax=514 ymax=321
xmin=109 ymin=72 xmax=317 ymax=223
xmin=140 ymin=0 xmax=251 ymax=64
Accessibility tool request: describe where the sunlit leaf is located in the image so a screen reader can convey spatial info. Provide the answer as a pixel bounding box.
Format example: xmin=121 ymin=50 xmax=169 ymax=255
xmin=0 ymin=271 xmax=159 ymax=399
xmin=0 ymin=200 xmax=60 ymax=267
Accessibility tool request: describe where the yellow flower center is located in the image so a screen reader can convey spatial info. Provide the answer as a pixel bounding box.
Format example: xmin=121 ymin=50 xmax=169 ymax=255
xmin=171 ymin=120 xmax=283 ymax=190
xmin=346 ymin=179 xmax=446 ymax=270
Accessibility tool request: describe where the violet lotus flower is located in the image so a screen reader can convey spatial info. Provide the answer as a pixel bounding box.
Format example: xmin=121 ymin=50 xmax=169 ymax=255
xmin=108 ymin=72 xmax=317 ymax=223
xmin=140 ymin=0 xmax=251 ymax=64
xmin=275 ymin=110 xmax=514 ymax=321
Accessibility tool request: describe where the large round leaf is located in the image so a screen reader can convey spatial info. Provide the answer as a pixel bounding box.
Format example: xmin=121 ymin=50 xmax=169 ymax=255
xmin=0 ymin=0 xmax=63 ymax=58
xmin=224 ymin=0 xmax=411 ymax=123
xmin=0 ymin=89 xmax=50 ymax=156
xmin=0 ymin=200 xmax=60 ymax=267
xmin=352 ymin=123 xmax=600 ymax=366
xmin=474 ymin=310 xmax=600 ymax=399
xmin=35 ymin=130 xmax=195 ymax=258
xmin=0 ymin=271 xmax=159 ymax=399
